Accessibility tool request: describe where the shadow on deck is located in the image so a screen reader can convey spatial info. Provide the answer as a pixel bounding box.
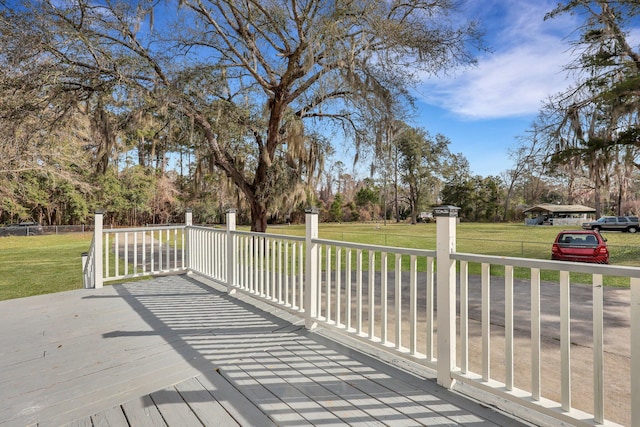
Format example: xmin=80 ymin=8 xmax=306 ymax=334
xmin=0 ymin=274 xmax=530 ymax=426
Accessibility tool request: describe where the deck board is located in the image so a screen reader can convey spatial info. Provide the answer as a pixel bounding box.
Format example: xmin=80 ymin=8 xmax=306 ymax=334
xmin=90 ymin=406 xmax=129 ymax=427
xmin=149 ymin=385 xmax=204 ymax=426
xmin=193 ymin=370 xmax=277 ymax=427
xmin=172 ymin=377 xmax=239 ymax=426
xmin=120 ymin=395 xmax=167 ymax=427
xmin=0 ymin=274 xmax=529 ymax=427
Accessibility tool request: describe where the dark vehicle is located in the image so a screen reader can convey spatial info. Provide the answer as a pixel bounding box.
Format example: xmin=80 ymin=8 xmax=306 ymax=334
xmin=0 ymin=222 xmax=44 ymax=237
xmin=552 ymin=230 xmax=609 ymax=264
xmin=581 ymin=215 xmax=639 ymax=233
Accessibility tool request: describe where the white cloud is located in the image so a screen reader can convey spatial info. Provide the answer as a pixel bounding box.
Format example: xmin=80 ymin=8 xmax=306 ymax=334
xmin=417 ymin=0 xmax=579 ymax=120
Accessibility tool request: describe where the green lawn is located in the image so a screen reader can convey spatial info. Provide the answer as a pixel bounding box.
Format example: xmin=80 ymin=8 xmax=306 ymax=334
xmin=2 ymin=222 xmax=639 ymax=301
xmin=0 ymin=233 xmax=93 ymax=301
xmin=269 ymin=221 xmax=640 ymax=264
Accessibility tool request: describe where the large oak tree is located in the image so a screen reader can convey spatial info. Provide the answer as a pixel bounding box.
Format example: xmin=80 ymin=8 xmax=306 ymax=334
xmin=3 ymin=0 xmax=481 ymax=231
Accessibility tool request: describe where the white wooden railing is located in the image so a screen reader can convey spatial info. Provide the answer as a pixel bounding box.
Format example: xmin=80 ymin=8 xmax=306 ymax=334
xmin=81 ymin=235 xmax=95 ymax=289
xmin=84 ymin=208 xmax=639 ymax=427
xmin=451 ymin=253 xmax=640 ymax=427
xmin=83 ymin=210 xmax=188 ymax=288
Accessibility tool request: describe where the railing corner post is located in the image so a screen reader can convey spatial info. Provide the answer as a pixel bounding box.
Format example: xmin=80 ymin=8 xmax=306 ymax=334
xmin=305 ymin=207 xmax=319 ymax=330
xmin=226 ymin=208 xmax=237 ymax=294
xmin=434 ymin=205 xmax=459 ymax=388
xmin=94 ymin=210 xmax=104 ymax=289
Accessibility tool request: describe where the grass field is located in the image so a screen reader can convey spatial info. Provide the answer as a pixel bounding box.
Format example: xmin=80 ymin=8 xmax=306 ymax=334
xmin=270 ymin=221 xmax=640 ymax=264
xmin=0 ymin=233 xmax=92 ymax=301
xmin=2 ymin=222 xmax=639 ymax=301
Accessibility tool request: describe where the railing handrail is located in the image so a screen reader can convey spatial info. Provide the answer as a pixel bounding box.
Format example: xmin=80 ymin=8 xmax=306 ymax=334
xmin=454 ymin=251 xmax=640 ymax=277
xmin=314 ymin=237 xmax=437 ymax=257
xmin=231 ymin=228 xmax=306 ymax=242
xmin=187 ymin=225 xmax=225 ymax=231
xmin=104 ymin=225 xmax=186 ymax=233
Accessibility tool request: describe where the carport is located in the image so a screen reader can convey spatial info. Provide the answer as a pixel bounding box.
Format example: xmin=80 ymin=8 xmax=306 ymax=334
xmin=524 ymin=203 xmax=595 ymax=226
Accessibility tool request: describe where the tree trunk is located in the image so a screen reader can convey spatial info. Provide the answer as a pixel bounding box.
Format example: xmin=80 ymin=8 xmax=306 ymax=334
xmin=409 ymin=185 xmax=417 ymax=224
xmin=393 ymin=168 xmax=400 ymax=222
xmin=250 ymin=199 xmax=268 ymax=232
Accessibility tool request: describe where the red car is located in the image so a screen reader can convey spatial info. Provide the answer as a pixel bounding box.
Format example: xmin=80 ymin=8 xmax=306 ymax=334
xmin=551 ymin=230 xmax=609 ymax=264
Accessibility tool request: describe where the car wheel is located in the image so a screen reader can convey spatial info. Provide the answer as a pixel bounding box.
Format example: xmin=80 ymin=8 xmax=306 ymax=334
xmin=628 ymin=226 xmax=638 ymax=233
xmin=593 ymin=226 xmax=601 ymax=231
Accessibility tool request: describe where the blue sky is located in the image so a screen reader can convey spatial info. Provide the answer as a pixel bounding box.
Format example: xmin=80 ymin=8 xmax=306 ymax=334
xmin=408 ymin=0 xmax=580 ymax=177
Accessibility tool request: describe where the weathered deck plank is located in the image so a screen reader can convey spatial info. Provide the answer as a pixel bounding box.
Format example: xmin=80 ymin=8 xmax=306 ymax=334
xmin=0 ymin=274 xmax=530 ymax=427
xmin=193 ymin=370 xmax=277 ymax=427
xmin=90 ymin=406 xmax=129 ymax=427
xmin=120 ymin=395 xmax=167 ymax=427
xmin=148 ymin=385 xmax=204 ymax=425
xmin=172 ymin=377 xmax=239 ymax=426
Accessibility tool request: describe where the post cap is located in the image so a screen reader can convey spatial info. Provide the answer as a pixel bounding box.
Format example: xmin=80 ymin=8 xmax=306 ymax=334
xmin=226 ymin=208 xmax=237 ymax=213
xmin=432 ymin=205 xmax=460 ymax=218
xmin=305 ymin=207 xmax=320 ymax=214
xmin=185 ymin=208 xmax=192 ymax=213
xmin=95 ymin=209 xmax=104 ymax=214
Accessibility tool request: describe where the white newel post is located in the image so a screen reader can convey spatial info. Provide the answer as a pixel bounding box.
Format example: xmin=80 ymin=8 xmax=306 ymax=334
xmin=94 ymin=210 xmax=104 ymax=289
xmin=305 ymin=208 xmax=319 ymax=330
xmin=185 ymin=208 xmax=192 ymax=271
xmin=435 ymin=205 xmax=459 ymax=388
xmin=226 ymin=209 xmax=237 ymax=294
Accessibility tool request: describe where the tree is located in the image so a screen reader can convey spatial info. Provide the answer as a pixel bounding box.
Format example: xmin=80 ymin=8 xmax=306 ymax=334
xmin=355 ymin=178 xmax=380 ymax=221
xmin=502 ymin=122 xmax=557 ymax=221
xmin=440 ymin=154 xmax=473 ymax=218
xmin=2 ymin=0 xmax=481 ymax=231
xmin=378 ymin=120 xmax=408 ymax=223
xmin=328 ymin=193 xmax=343 ymax=223
xmin=397 ymin=127 xmax=451 ymax=224
xmin=543 ymin=1 xmax=640 ymax=215
xmin=472 ymin=176 xmax=503 ymax=221
xmin=0 ymin=26 xmax=93 ymax=215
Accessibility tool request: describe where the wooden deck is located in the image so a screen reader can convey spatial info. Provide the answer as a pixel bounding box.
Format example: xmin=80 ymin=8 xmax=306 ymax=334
xmin=0 ymin=274 xmax=530 ymax=426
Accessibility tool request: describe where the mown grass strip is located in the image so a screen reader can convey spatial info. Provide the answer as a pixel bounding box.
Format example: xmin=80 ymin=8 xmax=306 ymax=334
xmin=0 ymin=233 xmax=92 ymax=301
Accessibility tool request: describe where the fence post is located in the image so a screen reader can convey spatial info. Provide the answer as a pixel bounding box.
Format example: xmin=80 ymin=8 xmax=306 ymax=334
xmin=305 ymin=208 xmax=319 ymax=330
xmin=94 ymin=210 xmax=104 ymax=289
xmin=184 ymin=208 xmax=192 ymax=271
xmin=226 ymin=209 xmax=237 ymax=294
xmin=632 ymin=277 xmax=640 ymax=427
xmin=434 ymin=205 xmax=459 ymax=388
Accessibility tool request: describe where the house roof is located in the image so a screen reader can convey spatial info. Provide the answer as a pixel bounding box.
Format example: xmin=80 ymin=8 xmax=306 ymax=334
xmin=523 ymin=203 xmax=595 ymax=214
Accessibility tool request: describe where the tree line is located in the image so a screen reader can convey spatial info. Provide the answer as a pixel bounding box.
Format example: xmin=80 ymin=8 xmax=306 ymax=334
xmin=1 ymin=1 xmax=639 ymax=229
